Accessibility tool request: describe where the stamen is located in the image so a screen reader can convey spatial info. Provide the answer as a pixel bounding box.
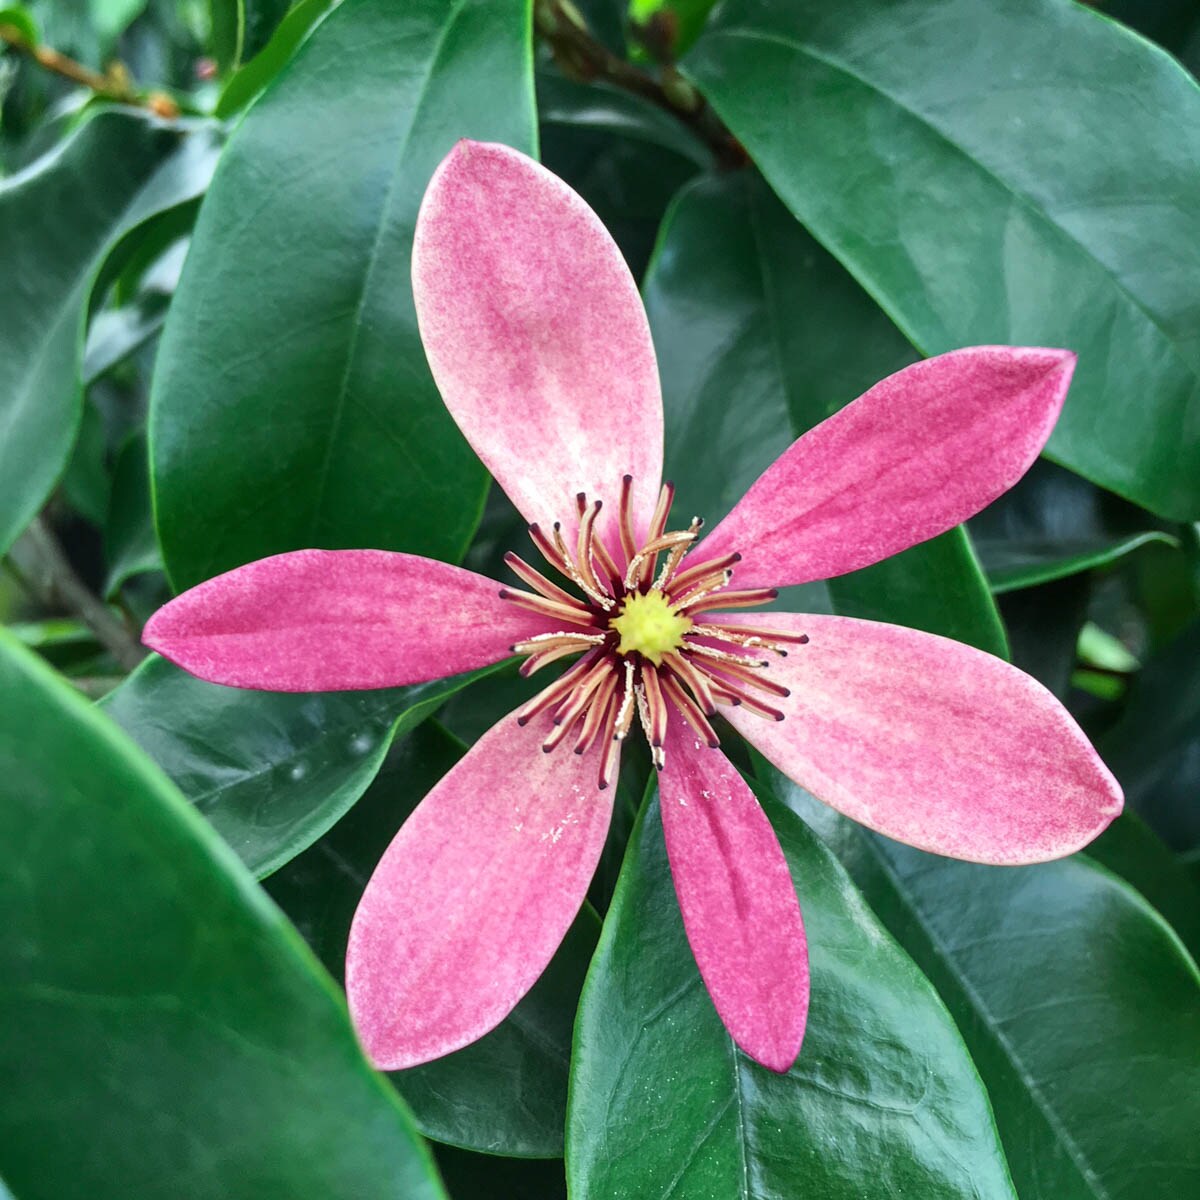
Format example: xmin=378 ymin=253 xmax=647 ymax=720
xmin=661 ymin=649 xmax=719 ymax=716
xmin=551 ymin=657 xmax=612 ymax=729
xmin=574 ymin=671 xmax=619 ymax=755
xmin=528 ymin=523 xmax=573 ymax=577
xmin=660 ymin=672 xmax=720 ymax=748
xmin=515 ymin=652 xmax=601 ymax=725
xmin=598 ymin=696 xmax=622 ymax=790
xmin=623 ymin=530 xmax=695 ymax=590
xmin=641 ymin=664 xmax=669 ymax=747
xmin=574 ymin=498 xmax=614 ymax=607
xmin=504 ymin=552 xmax=578 ymax=607
xmin=498 ymin=587 xmax=597 ymax=628
xmin=635 ymin=482 xmax=677 ymax=588
xmin=699 ymin=621 xmax=810 ymax=647
xmin=634 ymin=683 xmax=665 ymax=770
xmin=700 ymin=654 xmax=791 ymax=698
xmin=680 ymin=587 xmax=779 ymax=616
xmin=552 ymin=520 xmax=613 ymax=610
xmin=514 ymin=632 xmax=607 ymax=677
xmin=683 ymin=641 xmax=770 ymax=669
xmin=668 ymin=552 xmax=741 ymax=598
xmin=669 ymin=567 xmax=733 ymax=609
xmin=613 ymin=659 xmax=637 ymax=740
xmin=697 ymin=665 xmax=786 ymax=720
xmin=652 ymin=516 xmax=704 ymax=591
xmin=617 ymin=474 xmax=638 ymax=569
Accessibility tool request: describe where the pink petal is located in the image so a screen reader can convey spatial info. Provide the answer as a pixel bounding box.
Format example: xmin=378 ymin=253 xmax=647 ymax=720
xmin=659 ymin=725 xmax=808 ymax=1073
xmin=720 ymin=613 xmax=1123 ymax=864
xmin=346 ymin=710 xmax=612 ymax=1069
xmin=143 ymin=549 xmax=559 ymax=691
xmin=413 ymin=140 xmax=663 ymax=548
xmin=696 ymin=347 xmax=1076 ymax=589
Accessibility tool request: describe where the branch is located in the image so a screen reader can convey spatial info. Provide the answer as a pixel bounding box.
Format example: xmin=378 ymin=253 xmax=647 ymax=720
xmin=533 ymin=0 xmax=746 ymax=170
xmin=0 ymin=22 xmax=179 ymax=117
xmin=19 ymin=517 xmax=147 ymax=672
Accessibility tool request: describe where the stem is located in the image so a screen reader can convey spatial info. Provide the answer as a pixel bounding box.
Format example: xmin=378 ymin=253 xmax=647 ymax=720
xmin=534 ymin=0 xmax=746 ymax=170
xmin=0 ymin=23 xmax=179 ymax=117
xmin=20 ymin=517 xmax=146 ymax=672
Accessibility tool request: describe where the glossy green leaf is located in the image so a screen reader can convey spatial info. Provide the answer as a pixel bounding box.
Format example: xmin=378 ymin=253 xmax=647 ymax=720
xmin=214 ymin=0 xmax=334 ymax=118
xmin=539 ymin=72 xmax=700 ymax=279
xmin=972 ymin=460 xmax=1178 ymax=593
xmin=1088 ymin=811 xmax=1200 ymax=961
xmin=568 ymin=779 xmax=1017 ymax=1199
xmin=151 ymin=0 xmax=535 ymax=590
xmin=1100 ymin=617 xmax=1200 ymax=851
xmin=0 ymin=110 xmax=218 ymax=556
xmin=687 ymin=0 xmax=1200 ymax=520
xmin=767 ymin=764 xmax=1200 ymax=1200
xmin=645 ymin=171 xmax=1007 ymax=655
xmin=997 ymin=574 xmax=1090 ymax=699
xmin=59 ymin=398 xmax=110 ymax=526
xmin=104 ymin=431 xmax=161 ymax=595
xmin=0 ymin=629 xmax=446 ymax=1200
xmin=100 ymin=653 xmax=499 ymax=877
xmin=433 ymin=1146 xmax=566 ymax=1199
xmin=268 ymin=720 xmax=600 ymax=1156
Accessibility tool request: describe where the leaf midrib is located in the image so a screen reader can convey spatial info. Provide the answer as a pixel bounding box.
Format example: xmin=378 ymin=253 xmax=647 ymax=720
xmin=306 ymin=0 xmax=470 ymax=543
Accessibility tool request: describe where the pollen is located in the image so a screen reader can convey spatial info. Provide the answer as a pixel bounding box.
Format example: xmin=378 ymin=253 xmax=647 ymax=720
xmin=611 ymin=592 xmax=692 ymax=666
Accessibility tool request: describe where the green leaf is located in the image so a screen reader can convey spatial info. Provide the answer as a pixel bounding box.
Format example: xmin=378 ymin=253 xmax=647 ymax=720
xmin=99 ymin=653 xmax=499 ymax=877
xmin=104 ymin=431 xmax=162 ymax=596
xmin=0 ymin=629 xmax=446 ymax=1200
xmin=1088 ymin=811 xmax=1200 ymax=961
xmin=268 ymin=721 xmax=601 ymax=1157
xmin=433 ymin=1146 xmax=566 ymax=1199
xmin=151 ymin=0 xmax=536 ymax=591
xmin=209 ymin=0 xmax=243 ymax=70
xmin=214 ymin=0 xmax=334 ymax=118
xmin=539 ymin=71 xmax=700 ymax=280
xmin=645 ymin=171 xmax=1007 ymax=655
xmin=972 ymin=460 xmax=1178 ymax=593
xmin=0 ymin=110 xmax=218 ymax=556
xmin=1100 ymin=616 xmax=1200 ymax=851
xmin=59 ymin=398 xmax=110 ymax=526
xmin=767 ymin=764 xmax=1200 ymax=1200
xmin=686 ymin=0 xmax=1200 ymax=520
xmin=567 ymin=778 xmax=1017 ymax=1199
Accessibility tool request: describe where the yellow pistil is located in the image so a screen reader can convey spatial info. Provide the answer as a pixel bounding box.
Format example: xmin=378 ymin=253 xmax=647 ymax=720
xmin=611 ymin=591 xmax=692 ymax=666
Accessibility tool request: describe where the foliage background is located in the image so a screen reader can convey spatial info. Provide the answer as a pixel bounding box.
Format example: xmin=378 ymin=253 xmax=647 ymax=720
xmin=1 ymin=1 xmax=1198 ymax=1198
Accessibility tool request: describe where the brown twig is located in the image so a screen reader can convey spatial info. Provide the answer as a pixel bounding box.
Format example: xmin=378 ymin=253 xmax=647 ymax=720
xmin=0 ymin=22 xmax=179 ymax=117
xmin=19 ymin=517 xmax=147 ymax=672
xmin=533 ymin=0 xmax=746 ymax=170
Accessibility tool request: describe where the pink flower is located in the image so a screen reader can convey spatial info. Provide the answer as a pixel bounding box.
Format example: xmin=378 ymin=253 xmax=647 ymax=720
xmin=144 ymin=141 xmax=1123 ymax=1075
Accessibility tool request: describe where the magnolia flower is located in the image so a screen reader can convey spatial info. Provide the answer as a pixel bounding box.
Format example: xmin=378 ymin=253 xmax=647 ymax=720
xmin=144 ymin=141 xmax=1123 ymax=1075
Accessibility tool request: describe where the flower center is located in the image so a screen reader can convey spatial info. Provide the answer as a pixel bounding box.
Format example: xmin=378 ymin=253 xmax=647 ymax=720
xmin=497 ymin=476 xmax=809 ymax=789
xmin=610 ymin=592 xmax=692 ymax=666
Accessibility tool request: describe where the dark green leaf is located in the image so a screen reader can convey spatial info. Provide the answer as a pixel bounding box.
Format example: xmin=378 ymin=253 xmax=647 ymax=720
xmin=433 ymin=1146 xmax=566 ymax=1200
xmin=998 ymin=574 xmax=1090 ymax=699
xmin=59 ymin=398 xmax=110 ymax=526
xmin=972 ymin=460 xmax=1178 ymax=593
xmin=539 ymin=73 xmax=700 ymax=280
xmin=646 ymin=171 xmax=1007 ymax=654
xmin=1088 ymin=811 xmax=1200 ymax=961
xmin=268 ymin=721 xmax=600 ymax=1157
xmin=1100 ymin=617 xmax=1200 ymax=851
xmin=100 ymin=653 xmax=499 ymax=877
xmin=767 ymin=763 xmax=1200 ymax=1200
xmin=151 ymin=0 xmax=535 ymax=590
xmin=687 ymin=0 xmax=1200 ymax=520
xmin=568 ymin=779 xmax=1017 ymax=1199
xmin=0 ymin=110 xmax=218 ymax=555
xmin=0 ymin=629 xmax=446 ymax=1200
xmin=104 ymin=431 xmax=161 ymax=595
